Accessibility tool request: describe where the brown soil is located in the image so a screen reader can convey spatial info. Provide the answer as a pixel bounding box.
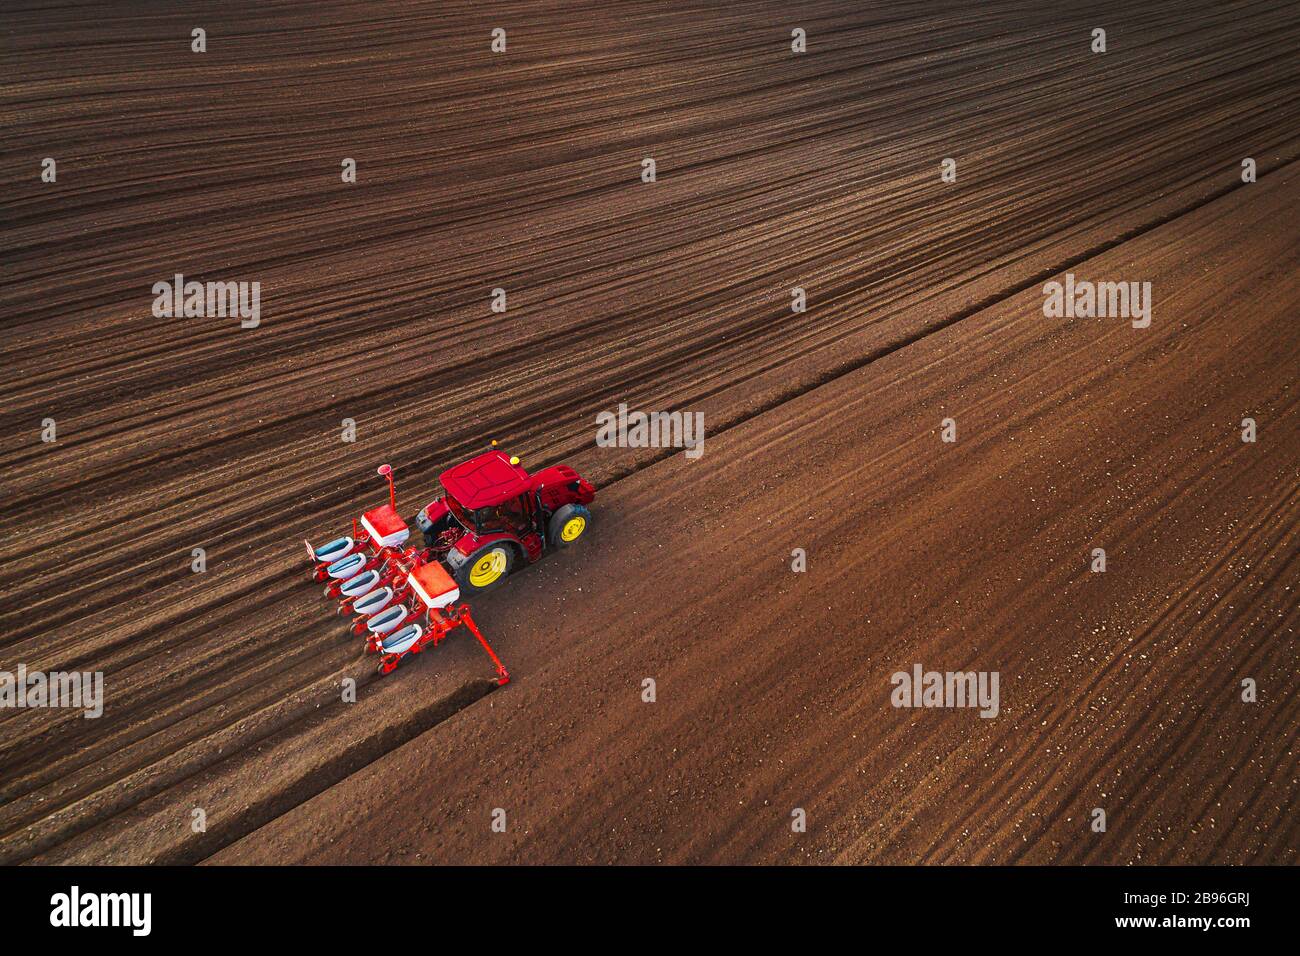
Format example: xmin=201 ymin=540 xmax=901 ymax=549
xmin=1 ymin=0 xmax=1295 ymax=864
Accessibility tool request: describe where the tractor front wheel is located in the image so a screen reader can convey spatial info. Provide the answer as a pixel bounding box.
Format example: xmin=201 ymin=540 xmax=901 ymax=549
xmin=548 ymin=504 xmax=591 ymax=548
xmin=455 ymin=543 xmax=515 ymax=594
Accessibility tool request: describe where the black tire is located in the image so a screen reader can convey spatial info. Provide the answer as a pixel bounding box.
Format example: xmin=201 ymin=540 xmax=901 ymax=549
xmin=548 ymin=504 xmax=592 ymax=548
xmin=452 ymin=542 xmax=516 ymax=594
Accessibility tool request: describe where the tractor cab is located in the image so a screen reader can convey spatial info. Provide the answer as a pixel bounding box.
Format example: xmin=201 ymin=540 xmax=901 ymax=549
xmin=440 ymin=451 xmax=532 ymax=513
xmin=437 ymin=451 xmax=535 ymax=535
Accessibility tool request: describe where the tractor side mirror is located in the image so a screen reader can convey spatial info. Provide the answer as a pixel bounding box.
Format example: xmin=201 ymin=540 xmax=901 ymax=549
xmin=377 ymin=464 xmax=392 ymax=477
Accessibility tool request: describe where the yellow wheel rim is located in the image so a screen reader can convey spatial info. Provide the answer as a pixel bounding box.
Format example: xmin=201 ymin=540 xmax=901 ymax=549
xmin=468 ymin=549 xmax=507 ymax=587
xmin=560 ymin=517 xmax=586 ymax=542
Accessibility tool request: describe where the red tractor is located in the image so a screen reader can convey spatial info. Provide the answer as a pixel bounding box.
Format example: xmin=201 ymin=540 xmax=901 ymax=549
xmin=416 ymin=443 xmax=595 ymax=594
xmin=304 ymin=443 xmax=595 ymax=678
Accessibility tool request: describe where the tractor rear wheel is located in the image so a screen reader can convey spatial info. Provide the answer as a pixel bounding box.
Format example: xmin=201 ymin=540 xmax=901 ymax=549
xmin=548 ymin=504 xmax=591 ymax=548
xmin=455 ymin=543 xmax=515 ymax=594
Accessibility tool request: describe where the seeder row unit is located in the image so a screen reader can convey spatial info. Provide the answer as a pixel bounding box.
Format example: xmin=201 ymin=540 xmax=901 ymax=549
xmin=306 ymin=465 xmax=511 ymax=682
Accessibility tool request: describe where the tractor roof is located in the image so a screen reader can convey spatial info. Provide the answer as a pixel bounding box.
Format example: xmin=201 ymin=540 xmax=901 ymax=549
xmin=440 ymin=451 xmax=531 ymax=509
